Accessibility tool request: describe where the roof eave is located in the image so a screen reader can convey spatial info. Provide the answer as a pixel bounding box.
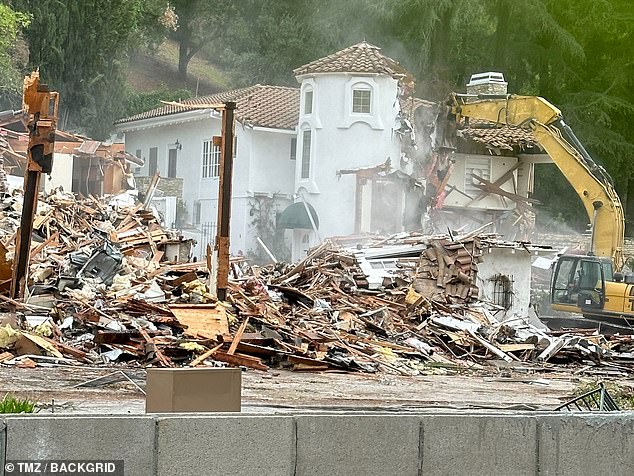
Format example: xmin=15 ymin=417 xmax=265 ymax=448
xmin=115 ymin=109 xmax=214 ymax=133
xmin=251 ymin=124 xmax=297 ymax=134
xmin=295 ymin=71 xmax=387 ymax=81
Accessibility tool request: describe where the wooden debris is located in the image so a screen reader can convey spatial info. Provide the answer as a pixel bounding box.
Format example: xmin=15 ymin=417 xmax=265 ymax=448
xmin=0 ymin=188 xmax=627 ymax=374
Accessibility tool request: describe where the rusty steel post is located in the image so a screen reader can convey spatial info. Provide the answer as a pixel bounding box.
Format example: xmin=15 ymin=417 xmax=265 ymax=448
xmin=11 ymin=72 xmax=59 ymax=299
xmin=214 ymin=101 xmax=236 ymax=301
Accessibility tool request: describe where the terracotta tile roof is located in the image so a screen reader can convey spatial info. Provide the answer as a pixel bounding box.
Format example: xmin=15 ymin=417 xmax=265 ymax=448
xmin=116 ymin=85 xmax=299 ymax=130
xmin=294 ymin=41 xmax=413 ymax=79
xmin=459 ymin=121 xmax=541 ymax=151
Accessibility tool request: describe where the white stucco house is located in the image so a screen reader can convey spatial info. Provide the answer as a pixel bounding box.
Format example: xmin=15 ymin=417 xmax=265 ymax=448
xmin=116 ymin=85 xmax=299 ymax=260
xmin=115 ymin=41 xmax=418 ymax=261
xmin=115 ymin=42 xmax=551 ymax=267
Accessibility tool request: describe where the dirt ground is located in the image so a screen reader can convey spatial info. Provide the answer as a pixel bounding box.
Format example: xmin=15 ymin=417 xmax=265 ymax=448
xmin=0 ymin=362 xmax=604 ymax=414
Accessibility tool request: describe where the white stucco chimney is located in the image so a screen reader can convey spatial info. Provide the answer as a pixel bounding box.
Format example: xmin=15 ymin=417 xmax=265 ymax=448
xmin=466 ymin=72 xmax=508 ymax=96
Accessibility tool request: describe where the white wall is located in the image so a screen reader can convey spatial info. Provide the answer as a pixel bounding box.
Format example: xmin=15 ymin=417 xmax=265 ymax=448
xmin=119 ymin=113 xmax=295 ymax=256
xmin=295 ymin=73 xmax=402 ymax=251
xmin=476 ymin=247 xmax=532 ymax=318
xmin=249 ymin=129 xmax=295 ymax=195
xmin=45 ymin=153 xmax=74 ymax=193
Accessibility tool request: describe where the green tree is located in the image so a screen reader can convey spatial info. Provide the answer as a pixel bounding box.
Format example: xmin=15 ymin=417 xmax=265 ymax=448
xmin=170 ymin=0 xmax=234 ymax=81
xmin=12 ymin=0 xmax=164 ymax=138
xmin=123 ymin=86 xmax=192 ymax=118
xmin=0 ymin=4 xmax=30 ymax=108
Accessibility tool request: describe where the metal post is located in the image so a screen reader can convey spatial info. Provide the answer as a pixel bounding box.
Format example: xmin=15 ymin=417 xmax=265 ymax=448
xmin=214 ymin=101 xmax=236 ymax=301
xmin=12 ymin=171 xmax=41 ymax=299
xmin=10 ymin=73 xmax=58 ymax=300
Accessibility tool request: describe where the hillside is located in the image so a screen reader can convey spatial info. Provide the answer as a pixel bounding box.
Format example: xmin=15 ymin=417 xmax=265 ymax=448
xmin=126 ymin=40 xmax=231 ymax=96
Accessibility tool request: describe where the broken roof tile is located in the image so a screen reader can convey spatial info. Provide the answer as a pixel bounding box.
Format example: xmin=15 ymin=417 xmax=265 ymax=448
xmin=459 ymin=121 xmax=540 ymax=151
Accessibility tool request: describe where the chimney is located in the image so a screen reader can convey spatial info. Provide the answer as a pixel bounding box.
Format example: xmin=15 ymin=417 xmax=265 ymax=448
xmin=466 ymin=72 xmax=508 ymax=96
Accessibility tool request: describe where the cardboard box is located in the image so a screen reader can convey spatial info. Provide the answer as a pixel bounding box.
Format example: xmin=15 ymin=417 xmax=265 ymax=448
xmin=145 ymin=368 xmax=241 ymax=413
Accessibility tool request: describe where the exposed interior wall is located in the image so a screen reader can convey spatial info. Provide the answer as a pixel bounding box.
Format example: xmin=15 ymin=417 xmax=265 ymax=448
xmin=44 ymin=153 xmax=73 ymax=193
xmin=476 ymin=247 xmax=533 ymax=318
xmin=445 ymin=153 xmax=518 ymax=210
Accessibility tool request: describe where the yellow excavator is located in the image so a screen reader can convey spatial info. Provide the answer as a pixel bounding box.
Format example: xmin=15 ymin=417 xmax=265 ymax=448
xmin=441 ymin=92 xmax=633 ymax=325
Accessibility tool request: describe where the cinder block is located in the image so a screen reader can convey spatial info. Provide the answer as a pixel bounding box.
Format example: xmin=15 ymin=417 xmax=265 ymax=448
xmin=295 ymin=415 xmax=420 ymax=476
xmin=1 ymin=419 xmax=6 ymax=473
xmin=421 ymin=415 xmax=537 ymax=476
xmin=157 ymin=415 xmax=295 ymax=476
xmin=539 ymin=414 xmax=634 ymax=475
xmin=4 ymin=416 xmax=156 ymax=476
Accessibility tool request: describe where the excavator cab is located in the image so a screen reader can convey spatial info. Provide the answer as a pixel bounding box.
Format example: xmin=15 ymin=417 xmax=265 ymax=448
xmin=551 ymin=256 xmax=612 ymax=312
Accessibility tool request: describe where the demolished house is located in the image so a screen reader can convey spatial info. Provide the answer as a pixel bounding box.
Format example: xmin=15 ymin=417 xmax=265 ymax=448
xmin=115 ymin=43 xmax=552 ymax=265
xmin=0 ymin=126 xmax=140 ymax=197
xmin=2 ymin=48 xmax=621 ymax=379
xmin=401 ymin=72 xmax=551 ymax=242
xmin=0 ymin=216 xmax=632 ymax=375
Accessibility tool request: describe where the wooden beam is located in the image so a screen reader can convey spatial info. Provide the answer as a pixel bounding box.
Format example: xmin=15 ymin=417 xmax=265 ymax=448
xmin=227 ymin=317 xmax=249 ymax=355
xmin=189 ymin=343 xmax=224 ymax=367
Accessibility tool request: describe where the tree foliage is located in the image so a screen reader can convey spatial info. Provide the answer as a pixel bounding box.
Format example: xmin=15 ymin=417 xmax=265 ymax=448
xmin=0 ymin=4 xmax=30 ymax=108
xmin=10 ymin=0 xmax=164 ymax=138
xmin=169 ymin=0 xmax=232 ymax=80
xmin=123 ymin=86 xmax=192 ymax=118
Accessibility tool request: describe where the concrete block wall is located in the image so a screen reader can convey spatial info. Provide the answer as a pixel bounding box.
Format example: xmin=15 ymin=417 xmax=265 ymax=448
xmin=2 ymin=412 xmax=634 ymax=475
xmin=0 ymin=420 xmax=5 ymax=474
xmin=2 ymin=416 xmax=156 ymax=475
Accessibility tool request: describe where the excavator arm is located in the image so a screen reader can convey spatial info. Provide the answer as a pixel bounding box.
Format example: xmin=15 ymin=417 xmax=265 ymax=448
xmin=447 ymin=94 xmax=625 ymax=270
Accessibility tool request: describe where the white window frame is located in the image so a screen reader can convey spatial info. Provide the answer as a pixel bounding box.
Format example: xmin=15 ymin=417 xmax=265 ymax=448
xmin=304 ymin=89 xmax=313 ymax=115
xmin=300 ymin=129 xmax=312 ymax=179
xmin=202 ymin=140 xmax=221 ymax=178
xmin=352 ymin=88 xmax=372 ymax=114
xmin=340 ymin=77 xmax=382 ymax=129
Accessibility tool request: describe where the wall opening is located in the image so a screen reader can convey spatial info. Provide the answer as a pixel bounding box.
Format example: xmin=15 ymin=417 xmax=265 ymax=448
xmin=491 ymin=273 xmax=514 ymax=309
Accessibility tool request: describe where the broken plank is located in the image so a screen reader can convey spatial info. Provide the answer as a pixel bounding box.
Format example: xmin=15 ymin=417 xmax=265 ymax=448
xmin=189 ymin=343 xmax=224 ymax=367
xmin=466 ymin=330 xmax=513 ymax=363
xmin=212 ymin=351 xmax=268 ymax=371
xmin=169 ymin=304 xmax=229 ymax=339
xmin=227 ymin=317 xmax=250 ymax=355
xmin=139 ymin=327 xmax=173 ymax=367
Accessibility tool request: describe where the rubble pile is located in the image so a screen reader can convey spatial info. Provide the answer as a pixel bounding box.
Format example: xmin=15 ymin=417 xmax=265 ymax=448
xmin=0 ymin=198 xmax=633 ymax=376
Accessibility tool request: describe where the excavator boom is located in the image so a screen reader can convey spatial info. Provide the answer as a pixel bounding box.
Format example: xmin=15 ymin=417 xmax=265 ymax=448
xmin=448 ymin=94 xmax=625 ymax=270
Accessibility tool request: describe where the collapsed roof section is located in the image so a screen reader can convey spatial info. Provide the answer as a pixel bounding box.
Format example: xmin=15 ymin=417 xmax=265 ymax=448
xmin=0 ymin=128 xmax=135 ymax=169
xmin=116 ymin=85 xmax=300 ymax=131
xmin=0 ymin=127 xmax=137 ymax=197
xmin=399 ymin=98 xmax=543 ymax=156
xmin=458 ymin=120 xmax=542 ymax=153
